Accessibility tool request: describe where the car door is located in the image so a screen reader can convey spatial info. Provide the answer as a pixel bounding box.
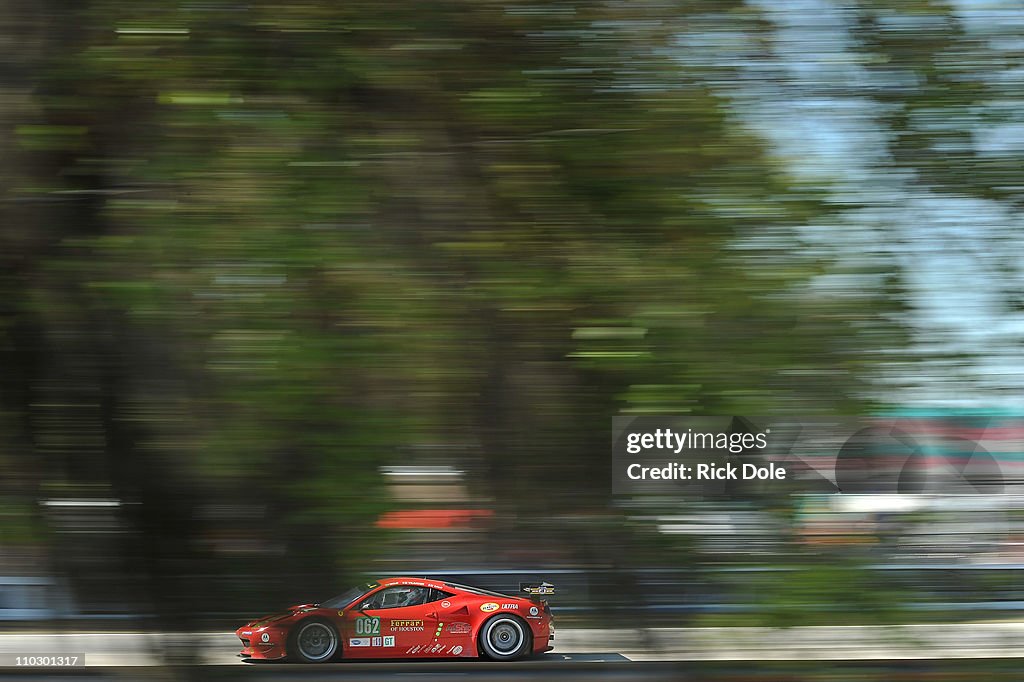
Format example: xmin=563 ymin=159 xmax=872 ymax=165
xmin=341 ymin=585 xmax=438 ymax=658
xmin=428 ymin=589 xmax=474 ymax=657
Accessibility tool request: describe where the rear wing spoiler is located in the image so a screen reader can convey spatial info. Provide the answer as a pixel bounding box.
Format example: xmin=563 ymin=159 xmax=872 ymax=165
xmin=519 ymin=581 xmax=554 ymax=598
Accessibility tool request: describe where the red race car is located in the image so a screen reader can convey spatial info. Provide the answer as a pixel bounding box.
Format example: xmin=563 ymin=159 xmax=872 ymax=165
xmin=235 ymin=577 xmax=555 ymax=663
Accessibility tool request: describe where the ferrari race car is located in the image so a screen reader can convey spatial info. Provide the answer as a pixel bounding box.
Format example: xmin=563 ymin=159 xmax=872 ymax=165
xmin=236 ymin=576 xmax=555 ymax=662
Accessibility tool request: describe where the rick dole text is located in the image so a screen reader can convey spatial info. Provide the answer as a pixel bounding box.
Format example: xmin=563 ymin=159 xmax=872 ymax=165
xmin=626 ymin=461 xmax=786 ymax=480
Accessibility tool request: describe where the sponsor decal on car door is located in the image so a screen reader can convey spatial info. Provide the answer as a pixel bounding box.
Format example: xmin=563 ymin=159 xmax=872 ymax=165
xmin=345 ymin=604 xmax=436 ymax=657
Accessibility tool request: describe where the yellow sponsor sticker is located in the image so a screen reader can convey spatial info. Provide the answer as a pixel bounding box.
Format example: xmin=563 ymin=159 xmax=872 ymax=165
xmin=480 ymin=602 xmax=499 ymax=613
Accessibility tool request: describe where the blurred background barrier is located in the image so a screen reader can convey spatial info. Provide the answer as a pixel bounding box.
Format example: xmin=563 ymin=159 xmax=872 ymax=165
xmin=9 ymin=563 xmax=1024 ymax=627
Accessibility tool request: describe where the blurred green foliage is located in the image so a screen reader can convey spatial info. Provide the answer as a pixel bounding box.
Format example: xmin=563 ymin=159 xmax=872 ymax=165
xmin=0 ymin=0 xmax=924 ymax=619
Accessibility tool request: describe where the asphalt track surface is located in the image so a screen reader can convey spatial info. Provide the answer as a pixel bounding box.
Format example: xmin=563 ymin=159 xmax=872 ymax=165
xmin=2 ymin=626 xmax=1024 ymax=680
xmin=2 ymin=659 xmax=1024 ymax=682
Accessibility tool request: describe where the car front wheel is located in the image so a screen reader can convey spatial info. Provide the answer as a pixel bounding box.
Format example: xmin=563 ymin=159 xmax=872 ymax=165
xmin=289 ymin=619 xmax=339 ymax=663
xmin=479 ymin=615 xmax=531 ymax=661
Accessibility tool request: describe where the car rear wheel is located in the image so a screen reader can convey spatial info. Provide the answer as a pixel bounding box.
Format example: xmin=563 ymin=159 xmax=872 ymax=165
xmin=479 ymin=615 xmax=531 ymax=661
xmin=289 ymin=619 xmax=339 ymax=663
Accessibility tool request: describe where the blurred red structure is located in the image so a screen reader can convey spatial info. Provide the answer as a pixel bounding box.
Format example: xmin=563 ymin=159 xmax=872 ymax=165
xmin=376 ymin=509 xmax=494 ymax=530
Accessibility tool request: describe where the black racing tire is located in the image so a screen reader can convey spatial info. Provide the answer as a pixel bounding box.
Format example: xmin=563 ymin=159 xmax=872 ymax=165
xmin=288 ymin=618 xmax=340 ymax=663
xmin=478 ymin=614 xmax=532 ymax=661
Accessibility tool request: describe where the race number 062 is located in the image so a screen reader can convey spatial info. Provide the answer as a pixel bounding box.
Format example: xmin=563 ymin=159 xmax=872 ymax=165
xmin=355 ymin=617 xmax=380 ymax=635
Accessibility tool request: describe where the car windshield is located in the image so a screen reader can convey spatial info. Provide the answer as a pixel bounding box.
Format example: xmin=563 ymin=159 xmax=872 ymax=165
xmin=321 ymin=581 xmax=380 ymax=609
